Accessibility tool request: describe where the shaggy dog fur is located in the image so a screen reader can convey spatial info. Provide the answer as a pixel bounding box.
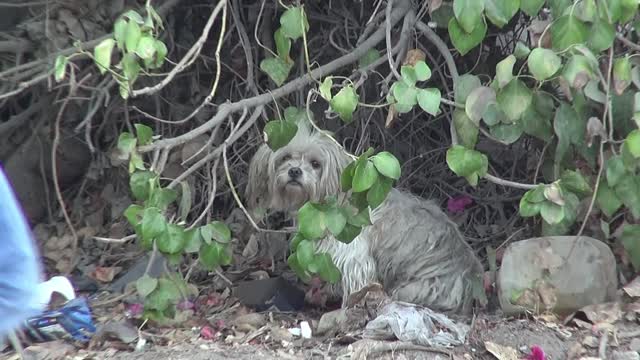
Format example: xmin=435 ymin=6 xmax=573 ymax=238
xmin=245 ymin=124 xmax=484 ymax=314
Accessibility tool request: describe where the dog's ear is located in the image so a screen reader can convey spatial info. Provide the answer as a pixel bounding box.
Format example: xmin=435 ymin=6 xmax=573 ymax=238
xmin=245 ymin=143 xmax=273 ymax=220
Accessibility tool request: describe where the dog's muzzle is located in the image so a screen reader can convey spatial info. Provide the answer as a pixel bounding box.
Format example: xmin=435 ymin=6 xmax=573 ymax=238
xmin=288 ymin=167 xmax=302 ymax=179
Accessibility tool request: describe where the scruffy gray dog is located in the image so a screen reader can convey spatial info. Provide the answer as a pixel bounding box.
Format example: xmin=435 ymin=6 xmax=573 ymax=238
xmin=245 ymin=124 xmax=483 ymax=314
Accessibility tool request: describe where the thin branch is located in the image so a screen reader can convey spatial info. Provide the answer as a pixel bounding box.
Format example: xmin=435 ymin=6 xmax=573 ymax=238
xmin=385 ymin=0 xmax=402 ymax=80
xmin=616 ymin=33 xmax=640 ymax=52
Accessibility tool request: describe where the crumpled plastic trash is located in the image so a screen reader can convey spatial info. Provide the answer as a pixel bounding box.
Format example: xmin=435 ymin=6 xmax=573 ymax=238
xmin=362 ymin=301 xmax=470 ymax=347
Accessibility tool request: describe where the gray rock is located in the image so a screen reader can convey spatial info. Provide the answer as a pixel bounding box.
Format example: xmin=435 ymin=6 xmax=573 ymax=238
xmin=613 ymin=351 xmax=640 ymax=360
xmin=498 ymin=236 xmax=617 ymax=316
xmin=630 ymin=338 xmax=640 ymax=352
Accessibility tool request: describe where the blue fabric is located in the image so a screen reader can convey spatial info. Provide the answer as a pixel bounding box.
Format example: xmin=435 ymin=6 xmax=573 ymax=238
xmin=0 ymin=166 xmax=43 ymax=338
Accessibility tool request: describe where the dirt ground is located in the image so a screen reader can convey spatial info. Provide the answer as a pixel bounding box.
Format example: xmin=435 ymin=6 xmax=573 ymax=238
xmin=42 ymin=312 xmax=639 ymax=360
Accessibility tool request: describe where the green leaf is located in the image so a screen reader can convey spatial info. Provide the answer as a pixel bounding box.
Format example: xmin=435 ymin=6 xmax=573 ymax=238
xmin=367 ymin=177 xmax=393 ymax=209
xmin=540 ymin=201 xmax=565 ymax=224
xmin=574 ymin=0 xmax=597 ymax=22
xmin=484 ymin=0 xmax=520 ymax=28
xmin=124 ymin=20 xmax=142 ymax=53
xmin=336 ymin=223 xmax=361 ymax=243
xmin=298 ymin=203 xmax=326 ymax=240
xmin=528 ymin=48 xmax=562 ymax=81
xmin=613 ymin=56 xmax=632 ymax=95
xmin=430 ymin=2 xmax=455 ymax=28
xmin=263 ymin=120 xmax=298 ymax=151
xmin=482 ymin=102 xmax=507 ymax=127
xmin=524 ymin=185 xmax=547 ymax=203
xmin=453 ymin=0 xmax=485 ymax=33
xmin=135 ymin=36 xmax=156 ymax=60
xmin=129 ymin=151 xmax=145 ymax=173
xmin=157 ymin=224 xmax=186 ymax=254
xmin=340 ymin=162 xmax=356 ymax=191
xmin=134 ymin=124 xmax=153 ymax=146
xmin=208 ymin=221 xmax=232 ymax=244
xmin=520 ymin=0 xmax=545 ymax=16
xmin=562 ymin=54 xmax=595 ymax=89
xmin=588 ymin=19 xmax=615 ymax=53
xmin=145 ymin=278 xmax=181 ymax=311
xmin=465 ymin=86 xmax=496 ymax=124
xmin=151 ymin=40 xmax=168 ymax=68
xmin=417 ymin=88 xmax=441 ymax=116
xmin=625 ymin=129 xmax=640 ymax=158
xmin=319 ymin=77 xmax=333 ymax=101
xmin=496 ymin=55 xmax=516 ymax=88
xmin=621 ymin=224 xmax=640 ymax=271
xmin=280 ymin=6 xmax=309 ymax=41
xmin=296 ymin=239 xmax=316 ymax=266
xmin=519 ymin=198 xmax=541 ymax=217
xmin=347 ymin=207 xmax=372 ymax=226
xmin=606 ymin=155 xmax=626 ymax=187
xmin=391 ymin=81 xmax=418 ymax=113
xmin=141 ymin=207 xmax=166 ymax=241
xmin=136 ymin=275 xmax=158 ymax=297
xmin=316 ymin=253 xmax=341 ymax=284
xmin=497 ymin=79 xmax=532 ymax=122
xmin=259 ymin=57 xmax=293 ymax=87
xmin=446 ymin=145 xmax=489 ymax=186
xmin=147 ymin=188 xmax=178 ymax=211
xmin=330 ymin=85 xmax=359 ymax=123
xmin=325 ymin=206 xmax=347 ymax=236
xmin=454 ymin=109 xmax=479 ymax=148
xmin=200 ymin=242 xmax=231 ymax=269
xmin=178 ymin=181 xmax=192 ymax=221
xmin=554 ymin=102 xmax=584 ymax=146
xmin=94 ymin=38 xmax=116 ymax=75
xmin=358 ymin=49 xmax=380 ymax=69
xmin=118 ymin=132 xmax=136 ymax=155
xmin=448 ymin=17 xmax=487 ymax=56
xmin=401 ymin=65 xmax=417 ymax=86
xmin=130 ymin=170 xmax=155 ymax=201
xmin=514 ymin=41 xmax=531 ymax=59
xmin=560 ymin=169 xmax=592 ymax=197
xmin=123 ymin=10 xmax=144 ymax=24
xmin=490 ymin=123 xmax=523 ymax=144
xmin=183 ymin=228 xmax=202 ymax=253
xmin=596 ymin=180 xmax=622 ymax=217
xmin=551 ymin=15 xmax=589 ymax=51
xmin=454 ymin=74 xmax=482 ymax=104
xmin=113 ymin=18 xmax=127 ymax=50
xmin=124 ymin=204 xmax=143 ymax=227
xmin=414 ymin=61 xmax=432 ymax=81
xmin=122 ymin=53 xmax=141 ymax=83
xmin=274 ymin=28 xmax=291 ymax=61
xmin=371 ymin=151 xmax=401 ymax=180
xmin=288 ymin=252 xmax=311 ymax=282
xmin=54 ymin=55 xmax=68 ymax=82
xmin=614 ymin=176 xmax=640 ymax=219
xmin=353 ymin=160 xmax=379 ymax=192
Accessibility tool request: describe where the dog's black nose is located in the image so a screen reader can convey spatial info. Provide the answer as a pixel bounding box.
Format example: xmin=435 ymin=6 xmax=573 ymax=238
xmin=288 ymin=167 xmax=302 ymax=179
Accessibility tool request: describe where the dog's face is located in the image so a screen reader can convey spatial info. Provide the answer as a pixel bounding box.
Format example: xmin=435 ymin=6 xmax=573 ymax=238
xmin=270 ymin=145 xmax=326 ymax=210
xmin=246 ymin=127 xmax=350 ymax=214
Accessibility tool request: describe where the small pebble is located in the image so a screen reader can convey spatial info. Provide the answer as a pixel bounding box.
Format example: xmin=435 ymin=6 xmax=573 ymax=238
xmin=300 ymin=321 xmax=312 ymax=339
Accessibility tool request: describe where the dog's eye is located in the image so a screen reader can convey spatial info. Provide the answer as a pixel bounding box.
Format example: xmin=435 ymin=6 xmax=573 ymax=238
xmin=282 ymin=154 xmax=291 ymax=161
xmin=310 ymin=160 xmax=321 ymax=169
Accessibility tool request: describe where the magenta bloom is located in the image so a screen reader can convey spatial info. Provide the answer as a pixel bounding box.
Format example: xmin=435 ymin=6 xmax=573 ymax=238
xmin=447 ymin=196 xmax=473 ymax=214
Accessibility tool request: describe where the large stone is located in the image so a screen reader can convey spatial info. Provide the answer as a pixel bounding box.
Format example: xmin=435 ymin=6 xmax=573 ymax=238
xmin=498 ymin=236 xmax=617 ymax=316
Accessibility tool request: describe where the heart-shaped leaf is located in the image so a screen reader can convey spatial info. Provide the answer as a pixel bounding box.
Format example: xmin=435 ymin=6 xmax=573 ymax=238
xmin=135 ymin=36 xmax=156 ymax=60
xmin=550 ymin=15 xmax=588 ymax=51
xmin=330 ymin=85 xmax=359 ymax=122
xmin=352 ymin=160 xmax=379 ymax=192
xmin=401 ymin=65 xmax=417 ymax=86
xmin=528 ymin=48 xmax=562 ymax=81
xmin=453 ymin=0 xmax=485 ymax=33
xmin=130 ymin=170 xmax=155 ymax=201
xmin=94 ymin=38 xmax=116 ymax=75
xmin=540 ymin=201 xmax=565 ymax=224
xmin=514 ymin=41 xmax=531 ymax=59
xmin=141 ymin=207 xmax=166 ymax=242
xmin=296 ymin=239 xmax=316 ymax=267
xmin=274 ymin=28 xmax=291 ymax=61
xmin=280 ymin=6 xmax=309 ymax=40
xmin=496 ymin=55 xmax=516 ymax=87
xmin=520 ymin=0 xmax=545 ymax=16
xmin=134 ymin=124 xmax=153 ymax=146
xmin=454 ymin=109 xmax=479 ymax=148
xmin=298 ymin=203 xmax=326 ymax=240
xmin=613 ymin=56 xmax=632 ymax=95
xmin=319 ymin=77 xmax=333 ymax=101
xmin=625 ymin=129 xmax=640 ymax=158
xmin=325 ymin=206 xmax=347 ymax=236
xmin=113 ymin=18 xmax=127 ymax=49
xmin=371 ymin=151 xmax=401 ymax=180
xmin=497 ymin=79 xmax=532 ymax=122
xmin=465 ymin=86 xmax=496 ymax=124
xmin=482 ymin=102 xmax=508 ymax=126
xmin=136 ymin=275 xmax=158 ymax=297
xmin=562 ymin=54 xmax=595 ymax=89
xmin=588 ymin=19 xmax=615 ymax=53
xmin=124 ymin=20 xmax=142 ymax=53
xmin=490 ymin=123 xmax=523 ymax=144
xmin=448 ymin=17 xmax=487 ymax=56
xmin=414 ymin=60 xmax=432 ymax=81
xmin=367 ymin=176 xmax=393 ymax=209
xmin=596 ymin=180 xmax=622 ymax=218
xmin=446 ymin=145 xmax=489 ymax=186
xmin=157 ymin=224 xmax=186 ymax=254
xmin=316 ymin=253 xmax=341 ymax=284
xmin=260 ymin=57 xmax=293 ymax=86
xmin=263 ymin=120 xmax=298 ymax=150
xmin=417 ymin=88 xmax=441 ymax=116
xmin=484 ymin=0 xmax=520 ymax=28
xmin=454 ymin=74 xmax=482 ymax=103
